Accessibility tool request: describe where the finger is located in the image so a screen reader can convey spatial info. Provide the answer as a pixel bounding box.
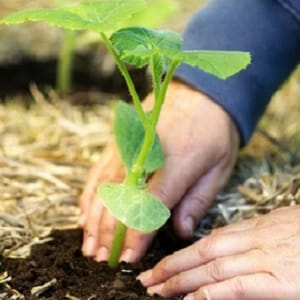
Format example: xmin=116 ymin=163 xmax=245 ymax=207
xmin=189 ymin=273 xmax=285 ymax=300
xmin=146 ymin=249 xmax=269 ymax=297
xmin=82 ymin=195 xmax=104 ymax=257
xmin=95 ymin=208 xmax=117 ymax=261
xmin=138 ymin=228 xmax=260 ymax=286
xmin=119 ymin=229 xmax=156 ymax=263
xmin=146 ymin=156 xmax=189 ymax=210
xmin=172 ymin=161 xmax=232 ymax=240
xmin=79 ymin=142 xmax=124 ymax=221
xmin=212 ymin=216 xmax=259 ymax=235
xmin=78 ymin=163 xmax=104 ymax=226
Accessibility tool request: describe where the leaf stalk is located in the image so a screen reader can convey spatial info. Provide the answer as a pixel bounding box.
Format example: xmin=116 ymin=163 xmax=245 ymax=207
xmin=100 ymin=32 xmax=148 ymax=127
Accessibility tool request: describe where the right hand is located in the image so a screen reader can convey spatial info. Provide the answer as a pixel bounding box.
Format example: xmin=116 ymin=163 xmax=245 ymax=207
xmin=79 ymin=80 xmax=240 ymax=263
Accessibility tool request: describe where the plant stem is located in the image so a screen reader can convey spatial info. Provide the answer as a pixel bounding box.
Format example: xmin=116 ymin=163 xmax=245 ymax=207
xmin=151 ymin=54 xmax=160 ymax=100
xmin=108 ymin=221 xmax=127 ymax=268
xmin=151 ymin=60 xmax=179 ymax=126
xmin=56 ymin=29 xmax=76 ymax=95
xmin=108 ymin=60 xmax=179 ymax=267
xmin=100 ymin=32 xmax=148 ymax=127
xmin=126 ymin=61 xmax=180 ymax=185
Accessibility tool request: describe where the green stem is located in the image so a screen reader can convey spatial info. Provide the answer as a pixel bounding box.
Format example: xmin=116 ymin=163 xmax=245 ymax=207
xmin=100 ymin=32 xmax=147 ymax=127
xmin=125 ymin=60 xmax=180 ymax=186
xmin=125 ymin=128 xmax=153 ymax=186
xmin=151 ymin=54 xmax=160 ymax=100
xmin=151 ymin=60 xmax=179 ymax=126
xmin=108 ymin=60 xmax=179 ymax=267
xmin=108 ymin=221 xmax=127 ymax=268
xmin=56 ymin=29 xmax=76 ymax=95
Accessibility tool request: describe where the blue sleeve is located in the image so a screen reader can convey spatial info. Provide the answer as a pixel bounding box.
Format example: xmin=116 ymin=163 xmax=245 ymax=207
xmin=175 ymin=0 xmax=300 ymax=146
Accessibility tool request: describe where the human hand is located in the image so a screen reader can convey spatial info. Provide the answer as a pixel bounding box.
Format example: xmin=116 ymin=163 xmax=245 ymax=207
xmin=79 ymin=80 xmax=240 ymax=263
xmin=138 ymin=205 xmax=300 ymax=300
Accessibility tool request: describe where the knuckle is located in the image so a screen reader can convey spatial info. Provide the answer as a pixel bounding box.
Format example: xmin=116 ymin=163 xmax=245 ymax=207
xmin=210 ymin=227 xmax=222 ymax=237
xmin=155 ymin=256 xmax=173 ymax=278
xmin=188 ymin=192 xmax=211 ymax=209
xmin=98 ymin=222 xmax=114 ymax=235
xmin=85 ymin=223 xmax=98 ymax=237
xmin=207 ymin=258 xmax=225 ymax=281
xmin=163 ymin=276 xmax=183 ymax=294
xmin=218 ymin=144 xmax=231 ymax=160
xmin=196 ymin=235 xmax=217 ymax=259
xmin=151 ymin=186 xmax=169 ymax=204
xmin=230 ymin=277 xmax=246 ymax=298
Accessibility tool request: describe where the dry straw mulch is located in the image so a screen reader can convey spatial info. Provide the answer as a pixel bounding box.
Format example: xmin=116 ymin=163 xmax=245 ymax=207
xmin=0 ymin=85 xmax=114 ymax=260
xmin=0 ymin=69 xmax=299 ymax=290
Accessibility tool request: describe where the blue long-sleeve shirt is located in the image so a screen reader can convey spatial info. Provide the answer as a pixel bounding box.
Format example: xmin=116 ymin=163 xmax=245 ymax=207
xmin=175 ymin=0 xmax=300 ymax=146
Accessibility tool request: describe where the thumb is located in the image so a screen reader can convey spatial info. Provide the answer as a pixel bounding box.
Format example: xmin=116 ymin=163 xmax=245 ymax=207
xmin=172 ymin=164 xmax=232 ymax=240
xmin=146 ymin=156 xmax=192 ymax=211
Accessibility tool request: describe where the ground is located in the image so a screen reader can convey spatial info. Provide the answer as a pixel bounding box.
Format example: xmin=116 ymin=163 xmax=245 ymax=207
xmin=1 ymin=228 xmax=187 ymax=300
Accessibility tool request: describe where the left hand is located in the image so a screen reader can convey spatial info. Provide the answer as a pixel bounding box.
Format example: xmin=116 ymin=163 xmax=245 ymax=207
xmin=138 ymin=205 xmax=300 ymax=300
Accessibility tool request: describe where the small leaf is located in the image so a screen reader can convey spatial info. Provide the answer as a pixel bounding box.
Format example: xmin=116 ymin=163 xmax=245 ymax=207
xmin=164 ymin=50 xmax=251 ymax=79
xmin=98 ymin=183 xmax=170 ymax=232
xmin=110 ymin=26 xmax=182 ymax=67
xmin=0 ymin=0 xmax=146 ymax=33
xmin=114 ymin=101 xmax=165 ymax=174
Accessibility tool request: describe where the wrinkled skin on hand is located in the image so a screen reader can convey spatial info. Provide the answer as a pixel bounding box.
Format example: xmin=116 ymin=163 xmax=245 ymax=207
xmin=138 ymin=206 xmax=300 ymax=300
xmin=79 ymin=80 xmax=240 ymax=263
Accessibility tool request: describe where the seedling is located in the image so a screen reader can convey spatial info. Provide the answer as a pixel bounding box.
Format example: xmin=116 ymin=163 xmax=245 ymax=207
xmin=1 ymin=0 xmax=251 ymax=268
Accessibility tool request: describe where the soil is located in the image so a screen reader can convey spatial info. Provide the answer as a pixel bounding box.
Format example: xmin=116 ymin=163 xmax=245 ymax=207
xmin=1 ymin=227 xmax=190 ymax=300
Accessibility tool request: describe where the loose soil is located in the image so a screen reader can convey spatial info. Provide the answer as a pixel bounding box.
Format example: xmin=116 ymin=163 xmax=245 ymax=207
xmin=1 ymin=227 xmax=189 ymax=300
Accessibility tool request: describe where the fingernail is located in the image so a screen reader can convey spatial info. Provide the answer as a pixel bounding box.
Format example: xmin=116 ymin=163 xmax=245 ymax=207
xmin=78 ymin=214 xmax=86 ymax=227
xmin=147 ymin=283 xmax=164 ymax=296
xmin=203 ymin=288 xmax=211 ymax=300
xmin=96 ymin=247 xmax=108 ymax=262
xmin=183 ymin=294 xmax=194 ymax=300
xmin=84 ymin=236 xmax=96 ymax=256
xmin=120 ymin=248 xmax=133 ymax=262
xmin=136 ymin=269 xmax=152 ymax=285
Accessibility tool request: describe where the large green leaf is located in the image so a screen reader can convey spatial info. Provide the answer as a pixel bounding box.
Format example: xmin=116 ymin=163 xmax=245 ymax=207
xmin=0 ymin=0 xmax=146 ymax=33
xmin=98 ymin=183 xmax=170 ymax=232
xmin=164 ymin=49 xmax=251 ymax=79
xmin=110 ymin=26 xmax=182 ymax=68
xmin=114 ymin=101 xmax=165 ymax=174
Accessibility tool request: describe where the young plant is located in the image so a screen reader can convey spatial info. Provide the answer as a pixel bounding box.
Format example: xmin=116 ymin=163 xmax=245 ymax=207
xmin=0 ymin=0 xmax=251 ymax=268
xmin=53 ymin=0 xmax=77 ymax=95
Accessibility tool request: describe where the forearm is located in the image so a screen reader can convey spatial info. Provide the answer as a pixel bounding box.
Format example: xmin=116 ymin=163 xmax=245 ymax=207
xmin=175 ymin=0 xmax=300 ymax=145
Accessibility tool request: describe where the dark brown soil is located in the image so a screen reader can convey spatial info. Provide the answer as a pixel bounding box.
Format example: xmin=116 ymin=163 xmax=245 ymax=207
xmin=1 ymin=227 xmax=189 ymax=300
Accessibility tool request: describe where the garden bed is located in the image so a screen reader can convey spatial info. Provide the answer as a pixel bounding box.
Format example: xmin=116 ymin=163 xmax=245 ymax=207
xmin=0 ymin=74 xmax=299 ymax=299
xmin=0 ymin=1 xmax=299 ymax=298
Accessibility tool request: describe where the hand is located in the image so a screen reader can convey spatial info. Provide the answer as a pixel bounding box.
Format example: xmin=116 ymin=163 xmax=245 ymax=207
xmin=138 ymin=205 xmax=300 ymax=300
xmin=79 ymin=80 xmax=240 ymax=263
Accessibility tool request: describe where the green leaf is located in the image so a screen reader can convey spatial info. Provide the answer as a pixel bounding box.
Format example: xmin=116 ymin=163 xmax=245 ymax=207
xmin=126 ymin=0 xmax=179 ymax=28
xmin=110 ymin=26 xmax=182 ymax=68
xmin=98 ymin=183 xmax=170 ymax=232
xmin=114 ymin=101 xmax=165 ymax=174
xmin=164 ymin=50 xmax=251 ymax=79
xmin=0 ymin=0 xmax=146 ymax=33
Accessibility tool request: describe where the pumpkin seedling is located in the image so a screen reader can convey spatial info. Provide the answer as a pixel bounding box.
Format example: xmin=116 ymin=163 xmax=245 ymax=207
xmin=1 ymin=0 xmax=251 ymax=268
